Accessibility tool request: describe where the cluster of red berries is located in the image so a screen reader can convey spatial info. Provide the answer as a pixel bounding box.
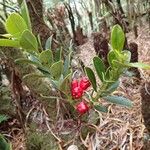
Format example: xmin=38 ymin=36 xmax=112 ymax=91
xmin=71 ymin=77 xmax=91 ymax=115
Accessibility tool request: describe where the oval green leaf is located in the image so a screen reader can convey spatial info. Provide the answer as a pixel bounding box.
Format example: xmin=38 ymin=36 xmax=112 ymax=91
xmin=39 ymin=50 xmax=53 ymax=68
xmin=85 ymin=67 xmax=97 ymax=92
xmin=101 ymin=80 xmax=120 ymax=96
xmin=107 ymin=50 xmax=117 ymax=67
xmin=5 ymin=12 xmax=27 ymax=38
xmin=53 ymin=48 xmax=62 ymax=62
xmin=94 ymin=105 xmax=108 ymax=113
xmin=0 ymin=39 xmax=20 ymax=48
xmin=111 ymin=24 xmax=125 ymax=52
xmin=20 ymin=30 xmax=38 ymax=53
xmin=15 ymin=58 xmax=41 ymax=67
xmin=93 ymin=56 xmax=105 ymax=82
xmin=50 ymin=60 xmax=63 ymax=80
xmin=103 ymin=95 xmax=132 ymax=108
xmin=21 ymin=0 xmax=32 ymax=31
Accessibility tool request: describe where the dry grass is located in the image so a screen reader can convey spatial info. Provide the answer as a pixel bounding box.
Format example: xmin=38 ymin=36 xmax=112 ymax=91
xmin=77 ymin=25 xmax=150 ymax=150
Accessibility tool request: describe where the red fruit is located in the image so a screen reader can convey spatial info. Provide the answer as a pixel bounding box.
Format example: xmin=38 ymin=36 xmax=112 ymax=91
xmin=76 ymin=101 xmax=89 ymax=114
xmin=79 ymin=77 xmax=91 ymax=90
xmin=71 ymin=79 xmax=78 ymax=89
xmin=72 ymin=86 xmax=83 ymax=99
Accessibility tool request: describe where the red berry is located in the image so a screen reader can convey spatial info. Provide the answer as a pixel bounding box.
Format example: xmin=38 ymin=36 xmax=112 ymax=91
xmin=71 ymin=79 xmax=78 ymax=89
xmin=76 ymin=101 xmax=89 ymax=114
xmin=72 ymin=86 xmax=83 ymax=99
xmin=79 ymin=77 xmax=91 ymax=90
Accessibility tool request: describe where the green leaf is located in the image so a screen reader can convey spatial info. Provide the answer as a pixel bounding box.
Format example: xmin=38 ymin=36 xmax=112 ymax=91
xmin=85 ymin=67 xmax=97 ymax=92
xmin=103 ymin=95 xmax=132 ymax=107
xmin=108 ymin=50 xmax=117 ymax=67
xmin=121 ymin=50 xmax=131 ymax=63
xmin=127 ymin=62 xmax=150 ymax=70
xmin=111 ymin=24 xmax=125 ymax=52
xmin=0 ymin=134 xmax=11 ymax=150
xmin=53 ymin=49 xmax=62 ymax=62
xmin=0 ymin=115 xmax=9 ymax=124
xmin=0 ymin=34 xmax=13 ymax=38
xmin=39 ymin=50 xmax=53 ymax=68
xmin=93 ymin=56 xmax=105 ymax=82
xmin=37 ymin=34 xmax=43 ymax=50
xmin=20 ymin=0 xmax=32 ymax=31
xmin=23 ymin=73 xmax=46 ymax=81
xmin=45 ymin=35 xmax=53 ymax=50
xmin=94 ymin=105 xmax=108 ymax=113
xmin=5 ymin=12 xmax=27 ymax=38
xmin=20 ymin=30 xmax=38 ymax=53
xmin=107 ymin=80 xmax=120 ymax=93
xmin=15 ymin=58 xmax=41 ymax=67
xmin=63 ymin=51 xmax=72 ymax=76
xmin=59 ymin=72 xmax=72 ymax=96
xmin=102 ymin=80 xmax=120 ymax=96
xmin=0 ymin=39 xmax=20 ymax=48
xmin=50 ymin=60 xmax=63 ymax=80
xmin=37 ymin=67 xmax=51 ymax=76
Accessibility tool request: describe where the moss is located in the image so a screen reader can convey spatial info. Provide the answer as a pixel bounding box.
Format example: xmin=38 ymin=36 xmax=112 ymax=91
xmin=0 ymin=85 xmax=15 ymax=117
xmin=25 ymin=124 xmax=59 ymax=150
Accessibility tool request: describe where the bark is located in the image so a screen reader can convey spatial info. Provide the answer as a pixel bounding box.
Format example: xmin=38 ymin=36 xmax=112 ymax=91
xmin=128 ymin=42 xmax=141 ymax=79
xmin=18 ymin=0 xmax=57 ymax=49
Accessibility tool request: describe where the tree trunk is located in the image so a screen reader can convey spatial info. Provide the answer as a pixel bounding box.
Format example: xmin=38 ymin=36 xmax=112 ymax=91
xmin=18 ymin=0 xmax=57 ymax=49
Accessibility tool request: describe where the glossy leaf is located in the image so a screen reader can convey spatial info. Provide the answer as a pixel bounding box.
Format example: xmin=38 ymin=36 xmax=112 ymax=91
xmin=94 ymin=105 xmax=108 ymax=113
xmin=39 ymin=50 xmax=53 ymax=67
xmin=5 ymin=13 xmax=27 ymax=38
xmin=103 ymin=95 xmax=132 ymax=107
xmin=20 ymin=0 xmax=32 ymax=31
xmin=0 ymin=39 xmax=20 ymax=48
xmin=20 ymin=30 xmax=38 ymax=53
xmin=93 ymin=56 xmax=105 ymax=82
xmin=50 ymin=60 xmax=63 ymax=80
xmin=111 ymin=24 xmax=125 ymax=52
xmin=85 ymin=67 xmax=97 ymax=91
